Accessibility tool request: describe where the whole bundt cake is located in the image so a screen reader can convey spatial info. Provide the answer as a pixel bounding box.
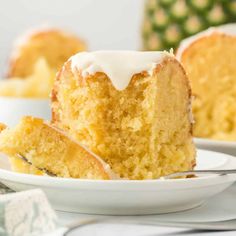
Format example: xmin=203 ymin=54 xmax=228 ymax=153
xmin=8 ymin=27 xmax=86 ymax=78
xmin=177 ymin=24 xmax=236 ymax=141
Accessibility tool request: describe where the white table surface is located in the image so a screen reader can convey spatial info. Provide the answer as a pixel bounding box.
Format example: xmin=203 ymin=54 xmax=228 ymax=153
xmin=45 ymin=183 xmax=236 ymax=236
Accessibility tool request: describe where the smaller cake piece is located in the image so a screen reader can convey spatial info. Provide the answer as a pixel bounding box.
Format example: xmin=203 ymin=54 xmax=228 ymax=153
xmin=0 ymin=123 xmax=41 ymax=175
xmin=0 ymin=116 xmax=113 ymax=179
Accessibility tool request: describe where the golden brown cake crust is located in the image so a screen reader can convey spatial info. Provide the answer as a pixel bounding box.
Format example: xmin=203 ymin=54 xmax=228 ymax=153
xmin=178 ymin=32 xmax=236 ymax=61
xmin=48 ymin=120 xmax=113 ymax=179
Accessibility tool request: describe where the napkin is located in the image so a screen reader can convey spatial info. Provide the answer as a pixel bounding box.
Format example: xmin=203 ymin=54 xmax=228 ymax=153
xmin=0 ymin=188 xmax=58 ymax=236
xmin=1 ymin=184 xmax=236 ymax=236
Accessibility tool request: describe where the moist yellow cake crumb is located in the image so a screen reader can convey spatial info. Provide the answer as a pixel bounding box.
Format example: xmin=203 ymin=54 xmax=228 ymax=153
xmin=178 ymin=33 xmax=236 ymax=141
xmin=52 ymin=55 xmax=196 ymax=180
xmin=0 ymin=116 xmax=112 ymax=179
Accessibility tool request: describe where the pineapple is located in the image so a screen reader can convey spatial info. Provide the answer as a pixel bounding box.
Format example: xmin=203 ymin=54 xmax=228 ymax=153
xmin=142 ymin=0 xmax=236 ymax=51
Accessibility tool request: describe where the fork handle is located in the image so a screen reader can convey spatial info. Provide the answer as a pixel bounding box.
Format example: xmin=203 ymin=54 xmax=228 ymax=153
xmin=164 ymin=169 xmax=236 ymax=179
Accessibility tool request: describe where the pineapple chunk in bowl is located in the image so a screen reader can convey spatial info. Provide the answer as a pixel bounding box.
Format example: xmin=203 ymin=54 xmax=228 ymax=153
xmin=0 ymin=58 xmax=53 ymax=126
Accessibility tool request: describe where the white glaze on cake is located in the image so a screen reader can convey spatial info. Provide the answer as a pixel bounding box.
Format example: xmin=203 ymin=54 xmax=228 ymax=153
xmin=176 ymin=23 xmax=236 ymax=59
xmin=70 ymin=51 xmax=173 ymax=90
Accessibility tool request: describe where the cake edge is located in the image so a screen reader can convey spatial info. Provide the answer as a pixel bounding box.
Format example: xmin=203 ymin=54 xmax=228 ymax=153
xmin=176 ymin=23 xmax=236 ymax=59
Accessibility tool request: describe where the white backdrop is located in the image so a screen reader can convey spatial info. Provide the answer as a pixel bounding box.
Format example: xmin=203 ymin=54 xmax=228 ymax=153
xmin=0 ymin=0 xmax=144 ymax=76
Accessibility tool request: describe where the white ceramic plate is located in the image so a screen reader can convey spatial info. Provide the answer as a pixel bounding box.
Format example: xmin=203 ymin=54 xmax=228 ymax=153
xmin=0 ymin=149 xmax=236 ymax=215
xmin=195 ymin=138 xmax=236 ymax=156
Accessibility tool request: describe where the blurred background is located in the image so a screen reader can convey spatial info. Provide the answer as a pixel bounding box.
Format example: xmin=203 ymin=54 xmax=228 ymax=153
xmin=1 ymin=0 xmax=236 ymax=125
xmin=0 ymin=0 xmax=235 ymax=134
xmin=1 ymin=0 xmax=236 ymax=75
xmin=0 ymin=0 xmax=143 ymax=75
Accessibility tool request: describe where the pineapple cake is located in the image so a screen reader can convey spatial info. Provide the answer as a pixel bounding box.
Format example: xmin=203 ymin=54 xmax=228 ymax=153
xmin=177 ymin=24 xmax=236 ymax=141
xmin=8 ymin=27 xmax=86 ymax=78
xmin=51 ymin=51 xmax=196 ymax=180
xmin=142 ymin=0 xmax=236 ymax=51
xmin=0 ymin=117 xmax=114 ymax=179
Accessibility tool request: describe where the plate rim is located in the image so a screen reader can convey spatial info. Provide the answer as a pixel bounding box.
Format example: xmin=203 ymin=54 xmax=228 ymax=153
xmin=194 ymin=137 xmax=236 ymax=147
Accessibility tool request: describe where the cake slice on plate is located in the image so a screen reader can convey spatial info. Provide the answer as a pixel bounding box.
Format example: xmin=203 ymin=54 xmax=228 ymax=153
xmin=177 ymin=24 xmax=236 ymax=141
xmin=0 ymin=116 xmax=114 ymax=179
xmin=52 ymin=51 xmax=196 ymax=179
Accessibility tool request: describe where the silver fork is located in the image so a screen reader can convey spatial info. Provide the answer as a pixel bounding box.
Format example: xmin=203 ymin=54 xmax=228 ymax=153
xmin=162 ymin=169 xmax=236 ymax=179
xmin=0 ymin=182 xmax=14 ymax=194
xmin=63 ymin=217 xmax=236 ymax=235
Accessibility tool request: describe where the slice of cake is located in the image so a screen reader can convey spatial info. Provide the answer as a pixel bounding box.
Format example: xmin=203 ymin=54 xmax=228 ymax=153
xmin=51 ymin=51 xmax=196 ymax=180
xmin=177 ymin=24 xmax=236 ymax=141
xmin=0 ymin=123 xmax=39 ymax=175
xmin=8 ymin=27 xmax=86 ymax=78
xmin=0 ymin=116 xmax=114 ymax=179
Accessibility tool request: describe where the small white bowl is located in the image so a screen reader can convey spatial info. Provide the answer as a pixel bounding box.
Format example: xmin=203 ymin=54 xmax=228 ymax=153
xmin=195 ymin=138 xmax=236 ymax=157
xmin=0 ymin=97 xmax=51 ymax=127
